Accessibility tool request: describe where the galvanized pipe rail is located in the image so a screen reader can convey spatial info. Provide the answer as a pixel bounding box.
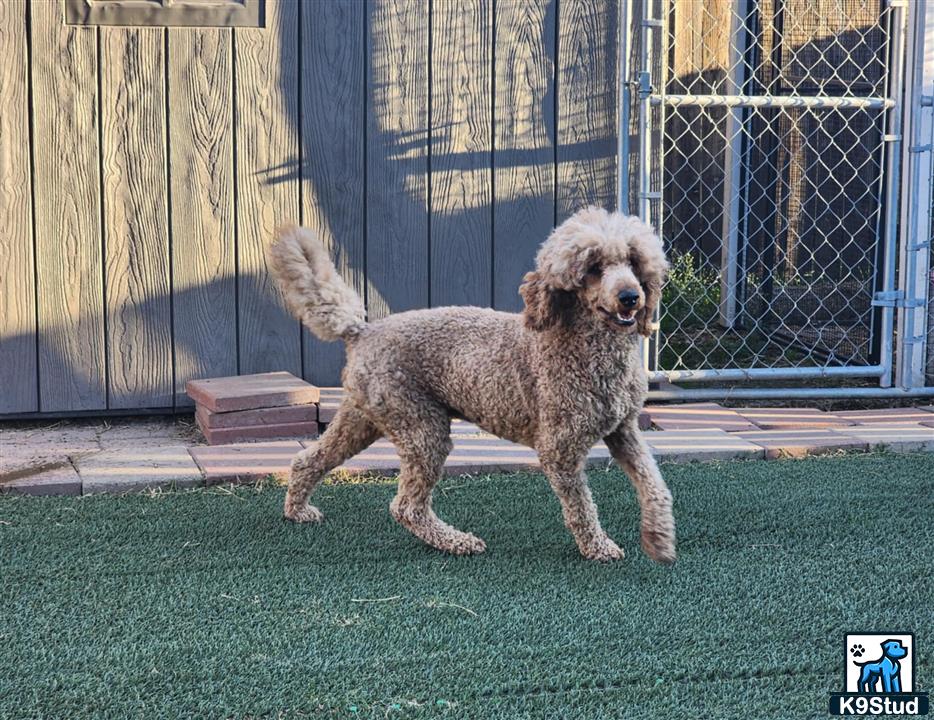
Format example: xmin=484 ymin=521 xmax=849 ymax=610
xmin=649 ymin=386 xmax=934 ymax=401
xmin=650 ymin=94 xmax=895 ymax=110
xmin=647 ymin=365 xmax=884 ymax=384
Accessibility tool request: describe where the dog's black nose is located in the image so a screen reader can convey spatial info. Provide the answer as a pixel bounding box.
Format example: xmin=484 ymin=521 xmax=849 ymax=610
xmin=618 ymin=290 xmax=639 ymax=308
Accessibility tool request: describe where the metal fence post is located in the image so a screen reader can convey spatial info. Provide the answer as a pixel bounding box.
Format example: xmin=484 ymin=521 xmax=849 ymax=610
xmin=896 ymin=0 xmax=934 ymax=389
xmin=618 ymin=0 xmax=633 ymax=215
xmin=718 ymin=0 xmax=750 ymax=329
xmin=878 ymin=0 xmax=909 ymax=388
xmin=638 ymin=0 xmax=663 ymax=373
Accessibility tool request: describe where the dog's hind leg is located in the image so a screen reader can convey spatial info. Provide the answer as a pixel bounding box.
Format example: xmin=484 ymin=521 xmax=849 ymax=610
xmin=388 ymin=412 xmax=486 ymax=555
xmin=284 ymin=401 xmax=380 ymax=523
xmin=605 ymin=418 xmax=676 ymax=565
xmin=882 ymin=667 xmax=898 ymax=694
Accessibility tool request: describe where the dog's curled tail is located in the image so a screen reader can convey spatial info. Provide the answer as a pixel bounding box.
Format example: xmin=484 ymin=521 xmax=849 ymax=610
xmin=268 ymin=225 xmax=366 ymax=342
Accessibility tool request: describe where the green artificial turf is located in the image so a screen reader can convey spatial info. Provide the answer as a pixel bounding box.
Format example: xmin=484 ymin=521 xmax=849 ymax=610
xmin=1 ymin=453 xmax=932 ymax=719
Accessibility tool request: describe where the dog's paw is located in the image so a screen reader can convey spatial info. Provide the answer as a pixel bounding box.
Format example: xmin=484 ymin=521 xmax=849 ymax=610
xmin=580 ymin=536 xmax=625 ymax=562
xmin=283 ymin=502 xmax=324 ymax=524
xmin=641 ymin=528 xmax=676 ymax=565
xmin=446 ymin=532 xmax=487 ymax=556
xmin=851 ymin=644 xmax=865 ymax=658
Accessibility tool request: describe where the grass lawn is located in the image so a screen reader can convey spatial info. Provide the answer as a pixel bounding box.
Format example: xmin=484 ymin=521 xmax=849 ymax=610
xmin=1 ymin=453 xmax=932 ymax=719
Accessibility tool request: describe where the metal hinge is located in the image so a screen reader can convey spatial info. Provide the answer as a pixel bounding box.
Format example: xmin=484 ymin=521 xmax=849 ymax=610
xmin=909 ymin=144 xmax=933 ymax=153
xmin=641 ymin=18 xmax=663 ymax=28
xmin=883 ymin=134 xmax=902 ymax=142
xmin=872 ymin=290 xmax=924 ymax=308
xmin=887 ymin=0 xmax=908 ymax=7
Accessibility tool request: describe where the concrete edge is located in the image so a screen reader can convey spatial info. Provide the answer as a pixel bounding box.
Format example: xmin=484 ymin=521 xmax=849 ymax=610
xmin=2 ymin=430 xmax=932 ymax=496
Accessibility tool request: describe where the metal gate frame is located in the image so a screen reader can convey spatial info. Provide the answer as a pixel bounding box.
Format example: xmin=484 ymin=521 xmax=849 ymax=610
xmin=896 ymin=0 xmax=934 ymax=390
xmin=618 ymin=0 xmax=934 ymax=400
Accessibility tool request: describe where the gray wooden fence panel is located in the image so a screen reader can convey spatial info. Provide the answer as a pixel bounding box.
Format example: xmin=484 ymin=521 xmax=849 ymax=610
xmin=366 ymin=0 xmax=430 ymax=320
xmin=101 ymin=26 xmax=173 ymax=409
xmin=493 ymin=0 xmax=556 ymax=311
xmin=168 ymin=28 xmax=237 ymax=407
xmin=31 ymin=2 xmax=107 ymax=412
xmin=556 ymin=0 xmax=618 ymax=221
xmin=235 ymin=0 xmax=302 ymax=378
xmin=0 ymin=0 xmax=620 ymax=416
xmin=301 ymin=0 xmax=366 ymax=385
xmin=430 ymin=0 xmax=493 ymax=307
xmin=0 ymin=0 xmax=37 ymax=413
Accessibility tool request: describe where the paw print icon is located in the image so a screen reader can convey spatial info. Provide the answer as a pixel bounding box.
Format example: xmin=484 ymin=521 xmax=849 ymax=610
xmin=850 ymin=643 xmax=865 ymax=658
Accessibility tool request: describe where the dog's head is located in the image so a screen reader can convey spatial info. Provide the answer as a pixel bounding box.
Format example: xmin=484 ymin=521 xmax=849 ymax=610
xmin=519 ymin=207 xmax=668 ymax=336
xmin=882 ymin=640 xmax=908 ymax=660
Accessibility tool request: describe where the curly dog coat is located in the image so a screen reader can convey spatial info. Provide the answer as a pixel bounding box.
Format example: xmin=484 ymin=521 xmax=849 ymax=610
xmin=268 ymin=207 xmax=674 ymax=562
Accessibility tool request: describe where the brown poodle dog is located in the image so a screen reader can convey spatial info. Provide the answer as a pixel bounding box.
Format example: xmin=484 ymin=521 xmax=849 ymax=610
xmin=268 ymin=207 xmax=675 ymax=563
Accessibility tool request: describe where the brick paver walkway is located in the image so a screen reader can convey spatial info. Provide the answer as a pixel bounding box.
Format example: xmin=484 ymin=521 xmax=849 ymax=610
xmin=2 ymin=389 xmax=932 ymax=495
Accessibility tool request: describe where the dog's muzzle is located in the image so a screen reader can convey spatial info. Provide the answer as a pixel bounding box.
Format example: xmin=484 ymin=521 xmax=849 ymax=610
xmin=598 ymin=307 xmax=636 ymax=327
xmin=600 ymin=290 xmax=641 ymax=327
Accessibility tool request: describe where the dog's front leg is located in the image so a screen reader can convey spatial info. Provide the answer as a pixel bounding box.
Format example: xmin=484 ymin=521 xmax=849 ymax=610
xmin=605 ymin=423 xmax=676 ymax=564
xmin=539 ymin=449 xmax=624 ymax=562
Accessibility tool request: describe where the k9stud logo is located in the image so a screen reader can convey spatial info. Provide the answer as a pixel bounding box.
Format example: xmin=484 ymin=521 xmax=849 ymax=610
xmin=829 ymin=633 xmax=929 ymax=715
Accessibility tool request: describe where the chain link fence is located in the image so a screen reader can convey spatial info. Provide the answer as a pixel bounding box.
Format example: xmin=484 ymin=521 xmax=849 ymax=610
xmin=621 ymin=0 xmax=934 ymax=396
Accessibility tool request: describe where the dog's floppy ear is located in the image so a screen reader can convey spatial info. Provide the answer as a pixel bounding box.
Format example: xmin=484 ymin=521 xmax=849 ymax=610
xmin=637 ymin=279 xmax=663 ymax=338
xmin=520 ymin=270 xmax=571 ymax=331
xmin=631 ymin=234 xmax=669 ymax=338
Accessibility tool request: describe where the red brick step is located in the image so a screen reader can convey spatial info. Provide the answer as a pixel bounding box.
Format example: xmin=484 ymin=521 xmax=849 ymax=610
xmin=196 ymin=404 xmax=318 ymax=429
xmin=186 ymin=372 xmax=319 ymax=413
xmin=196 ymin=419 xmax=319 ymax=446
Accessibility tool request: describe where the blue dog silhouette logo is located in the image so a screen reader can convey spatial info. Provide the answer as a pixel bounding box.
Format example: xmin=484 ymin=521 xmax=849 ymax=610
xmin=853 ymin=639 xmax=909 ymax=694
xmin=829 ymin=633 xmax=929 ymax=715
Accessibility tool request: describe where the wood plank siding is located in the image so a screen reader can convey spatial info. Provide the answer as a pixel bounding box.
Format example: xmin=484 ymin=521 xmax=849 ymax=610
xmin=0 ymin=0 xmax=36 ymax=413
xmin=31 ymin=0 xmax=106 ymax=412
xmin=101 ymin=26 xmax=173 ymax=409
xmin=0 ymin=0 xmax=618 ymax=417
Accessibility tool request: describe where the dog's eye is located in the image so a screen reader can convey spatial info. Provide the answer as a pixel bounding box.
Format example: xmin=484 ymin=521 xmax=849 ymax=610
xmin=586 ymin=264 xmax=602 ymax=277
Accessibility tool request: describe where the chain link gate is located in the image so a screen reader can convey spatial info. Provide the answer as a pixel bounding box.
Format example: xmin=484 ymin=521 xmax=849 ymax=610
xmin=619 ymin=0 xmax=934 ymax=399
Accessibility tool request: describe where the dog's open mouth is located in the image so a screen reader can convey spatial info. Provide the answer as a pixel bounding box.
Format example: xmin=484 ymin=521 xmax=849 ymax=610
xmin=599 ymin=307 xmax=637 ymax=327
